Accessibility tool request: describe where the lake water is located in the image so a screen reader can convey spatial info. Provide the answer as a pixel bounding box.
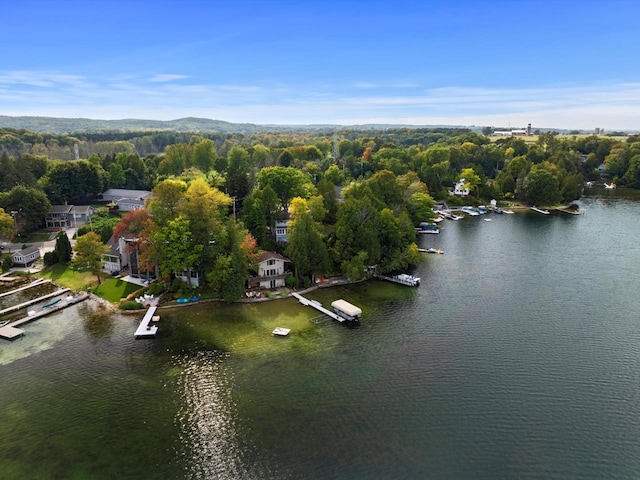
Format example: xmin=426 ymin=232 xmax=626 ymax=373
xmin=1 ymin=197 xmax=640 ymax=479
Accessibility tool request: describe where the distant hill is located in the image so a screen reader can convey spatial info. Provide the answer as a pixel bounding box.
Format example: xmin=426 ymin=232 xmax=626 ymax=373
xmin=0 ymin=115 xmax=473 ymax=135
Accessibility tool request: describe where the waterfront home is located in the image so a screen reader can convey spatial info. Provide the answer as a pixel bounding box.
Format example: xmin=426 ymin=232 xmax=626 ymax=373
xmin=274 ymin=219 xmax=290 ymax=243
xmin=12 ymin=246 xmax=41 ymax=267
xmin=452 ymin=179 xmax=470 ymax=197
xmin=46 ymin=205 xmax=94 ymax=229
xmin=102 ymin=234 xmax=156 ymax=282
xmin=249 ymin=251 xmax=291 ymax=289
xmin=101 ymin=188 xmax=151 ymax=211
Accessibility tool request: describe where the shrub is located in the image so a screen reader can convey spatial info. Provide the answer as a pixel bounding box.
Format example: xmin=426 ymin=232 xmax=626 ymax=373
xmin=2 ymin=256 xmax=13 ymax=272
xmin=118 ymin=300 xmax=144 ymax=310
xmin=43 ymin=251 xmax=58 ymax=267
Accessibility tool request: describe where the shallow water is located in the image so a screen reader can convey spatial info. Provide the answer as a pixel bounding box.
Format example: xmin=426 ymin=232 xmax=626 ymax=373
xmin=1 ymin=198 xmax=640 ymax=479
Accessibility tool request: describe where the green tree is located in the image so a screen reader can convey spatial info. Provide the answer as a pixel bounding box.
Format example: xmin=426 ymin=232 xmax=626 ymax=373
xmin=72 ymin=232 xmax=109 ymax=285
xmin=460 ymin=167 xmax=481 ymax=199
xmin=285 ymin=198 xmax=328 ymax=282
xmin=55 ymin=231 xmax=72 ymax=264
xmin=40 ymin=160 xmax=105 ymax=204
xmin=109 ymin=162 xmax=126 ymax=188
xmin=192 ymin=138 xmax=216 ymax=172
xmin=525 ymin=168 xmax=560 ymax=205
xmin=256 ymin=166 xmax=313 ymax=211
xmin=0 ymin=186 xmax=51 ymax=237
xmin=0 ymin=207 xmax=13 ymax=238
xmin=226 ymin=146 xmax=251 ymax=198
xmin=151 ymin=217 xmax=203 ymax=286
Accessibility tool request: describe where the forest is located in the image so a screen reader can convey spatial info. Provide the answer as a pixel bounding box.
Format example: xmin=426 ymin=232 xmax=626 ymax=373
xmin=1 ymin=125 xmax=639 ymax=301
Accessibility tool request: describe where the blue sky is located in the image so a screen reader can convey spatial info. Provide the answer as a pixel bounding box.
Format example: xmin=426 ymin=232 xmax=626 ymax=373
xmin=1 ymin=0 xmax=639 ymax=130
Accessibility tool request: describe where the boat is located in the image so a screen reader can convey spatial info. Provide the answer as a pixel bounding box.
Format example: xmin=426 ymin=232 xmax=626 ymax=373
xmin=484 ymin=218 xmax=492 ymax=222
xmin=461 ymin=206 xmax=480 ymax=216
xmin=424 ymin=248 xmax=444 ymax=254
xmin=42 ymin=298 xmax=61 ymax=308
xmin=392 ymin=273 xmax=421 ymax=286
xmin=331 ymin=299 xmax=362 ymax=321
xmin=604 ymin=182 xmax=616 ymax=189
xmin=418 ymin=222 xmax=439 ymax=234
xmin=272 ymin=327 xmax=291 ymax=336
xmin=477 ymin=205 xmax=487 ymax=214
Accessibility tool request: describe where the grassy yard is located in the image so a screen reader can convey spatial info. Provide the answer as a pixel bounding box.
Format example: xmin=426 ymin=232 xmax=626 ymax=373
xmin=37 ymin=264 xmax=106 ymax=291
xmin=93 ymin=278 xmax=141 ymax=303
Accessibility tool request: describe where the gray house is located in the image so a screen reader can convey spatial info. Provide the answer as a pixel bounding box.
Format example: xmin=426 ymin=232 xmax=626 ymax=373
xmin=101 ymin=189 xmax=151 ymax=211
xmin=12 ymin=246 xmax=41 ymax=267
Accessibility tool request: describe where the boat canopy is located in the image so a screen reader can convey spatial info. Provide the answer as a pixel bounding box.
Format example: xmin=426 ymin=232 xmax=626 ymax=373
xmin=331 ymin=299 xmax=362 ymax=318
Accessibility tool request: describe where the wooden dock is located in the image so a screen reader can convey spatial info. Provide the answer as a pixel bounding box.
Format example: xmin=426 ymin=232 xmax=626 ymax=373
xmin=135 ymin=306 xmax=158 ymax=338
xmin=0 ymin=288 xmax=70 ymax=316
xmin=291 ymin=292 xmax=345 ymax=323
xmin=375 ymin=274 xmax=421 ymax=287
xmin=0 ymin=278 xmax=50 ymax=298
xmin=530 ymin=206 xmax=550 ymax=215
xmin=0 ymin=293 xmax=89 ymax=340
xmin=555 ymin=207 xmax=582 ymax=215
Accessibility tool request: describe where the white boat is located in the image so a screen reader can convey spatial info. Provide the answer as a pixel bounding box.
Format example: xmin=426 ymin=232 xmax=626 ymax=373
xmin=461 ymin=206 xmax=480 ymax=216
xmin=331 ymin=299 xmax=362 ymax=321
xmin=604 ymin=182 xmax=616 ymax=189
xmin=272 ymin=327 xmax=291 ymax=336
xmin=392 ymin=273 xmax=421 ymax=286
xmin=484 ymin=218 xmax=492 ymax=222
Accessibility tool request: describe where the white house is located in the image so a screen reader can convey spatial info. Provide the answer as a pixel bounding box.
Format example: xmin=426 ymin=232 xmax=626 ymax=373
xmin=274 ymin=219 xmax=290 ymax=243
xmin=452 ymin=179 xmax=470 ymax=197
xmin=249 ymin=251 xmax=291 ymax=289
xmin=12 ymin=246 xmax=41 ymax=267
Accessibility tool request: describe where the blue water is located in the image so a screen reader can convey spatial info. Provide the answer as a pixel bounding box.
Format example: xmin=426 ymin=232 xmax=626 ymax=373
xmin=1 ymin=198 xmax=640 ymax=479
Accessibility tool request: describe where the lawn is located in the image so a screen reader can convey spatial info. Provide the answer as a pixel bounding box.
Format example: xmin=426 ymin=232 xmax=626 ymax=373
xmin=93 ymin=278 xmax=141 ymax=303
xmin=37 ymin=264 xmax=103 ymax=290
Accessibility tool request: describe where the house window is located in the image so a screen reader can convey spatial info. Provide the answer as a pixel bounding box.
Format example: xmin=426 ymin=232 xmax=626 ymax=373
xmin=267 ymin=259 xmax=276 ymax=266
xmin=276 ymin=228 xmax=287 ymax=236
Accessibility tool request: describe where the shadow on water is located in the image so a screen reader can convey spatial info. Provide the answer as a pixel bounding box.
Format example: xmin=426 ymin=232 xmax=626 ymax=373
xmin=79 ymin=302 xmax=115 ymax=340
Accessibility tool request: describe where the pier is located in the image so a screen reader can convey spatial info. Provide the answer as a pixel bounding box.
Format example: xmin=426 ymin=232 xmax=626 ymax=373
xmin=555 ymin=207 xmax=582 ymax=215
xmin=530 ymin=206 xmax=550 ymax=215
xmin=135 ymin=306 xmax=159 ymax=338
xmin=0 ymin=288 xmax=71 ymax=316
xmin=0 ymin=292 xmax=89 ymax=340
xmin=0 ymin=278 xmax=50 ymax=298
xmin=292 ymin=292 xmax=344 ymax=322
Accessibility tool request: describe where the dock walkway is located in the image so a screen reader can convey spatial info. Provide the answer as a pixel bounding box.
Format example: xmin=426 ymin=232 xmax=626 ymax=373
xmin=0 ymin=292 xmax=89 ymax=340
xmin=135 ymin=306 xmax=158 ymax=338
xmin=0 ymin=278 xmax=50 ymax=299
xmin=291 ymin=292 xmax=345 ymax=323
xmin=0 ymin=288 xmax=70 ymax=316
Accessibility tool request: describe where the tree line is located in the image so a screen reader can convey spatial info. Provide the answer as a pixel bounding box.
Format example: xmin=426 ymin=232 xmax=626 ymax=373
xmin=1 ymin=126 xmax=639 ymax=301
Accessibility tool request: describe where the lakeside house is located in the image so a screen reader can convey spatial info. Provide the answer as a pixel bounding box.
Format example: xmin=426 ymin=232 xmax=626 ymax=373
xmin=452 ymin=179 xmax=470 ymax=197
xmin=249 ymin=251 xmax=291 ymax=289
xmin=102 ymin=234 xmax=156 ymax=282
xmin=46 ymin=205 xmax=94 ymax=229
xmin=101 ymin=188 xmax=151 ymax=211
xmin=12 ymin=246 xmax=41 ymax=267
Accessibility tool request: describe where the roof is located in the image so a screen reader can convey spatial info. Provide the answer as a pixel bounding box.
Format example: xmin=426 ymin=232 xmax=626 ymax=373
xmin=331 ymin=299 xmax=362 ymax=317
xmin=49 ymin=205 xmax=73 ymax=214
xmin=102 ymin=188 xmax=151 ymax=200
xmin=14 ymin=246 xmax=40 ymax=256
xmin=70 ymin=205 xmax=92 ymax=214
xmin=256 ymin=251 xmax=290 ymax=263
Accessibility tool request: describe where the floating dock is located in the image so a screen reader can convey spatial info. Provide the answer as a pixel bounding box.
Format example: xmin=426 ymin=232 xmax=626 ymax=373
xmin=419 ymin=248 xmax=444 ymax=254
xmin=292 ymin=292 xmax=362 ymax=323
xmin=0 ymin=293 xmax=89 ymax=340
xmin=135 ymin=306 xmax=158 ymax=338
xmin=272 ymin=327 xmax=290 ymax=336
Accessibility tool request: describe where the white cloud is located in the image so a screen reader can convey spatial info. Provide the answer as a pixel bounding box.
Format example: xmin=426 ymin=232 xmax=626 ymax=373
xmin=1 ymin=69 xmax=639 ymax=130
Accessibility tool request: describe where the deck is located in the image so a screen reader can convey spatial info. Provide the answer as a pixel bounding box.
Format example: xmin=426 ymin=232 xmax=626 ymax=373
xmin=135 ymin=306 xmax=158 ymax=338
